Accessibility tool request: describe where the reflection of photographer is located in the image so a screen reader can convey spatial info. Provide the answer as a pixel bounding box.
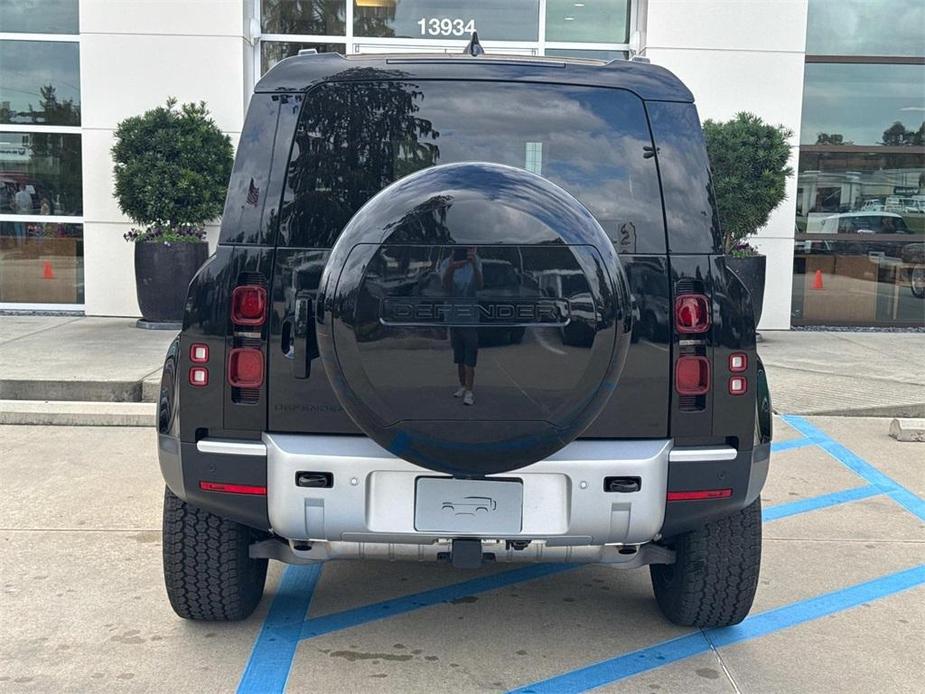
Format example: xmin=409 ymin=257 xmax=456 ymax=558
xmin=438 ymin=247 xmax=483 ymax=406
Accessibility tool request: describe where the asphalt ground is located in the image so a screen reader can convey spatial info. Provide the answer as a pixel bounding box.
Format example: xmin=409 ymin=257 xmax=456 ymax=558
xmin=1 ymin=415 xmax=923 ymax=693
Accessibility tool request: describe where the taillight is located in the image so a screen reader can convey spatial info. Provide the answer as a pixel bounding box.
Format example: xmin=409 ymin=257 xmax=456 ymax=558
xmin=231 ymin=285 xmax=268 ymax=327
xmin=729 ymin=352 xmax=747 ymax=372
xmin=675 ymin=356 xmax=710 ymax=395
xmin=190 ymin=343 xmax=209 ymax=363
xmin=675 ymin=294 xmax=710 ymax=334
xmin=189 ymin=366 xmax=209 ymax=387
xmin=729 ymin=376 xmax=747 ymax=395
xmin=227 ymin=348 xmax=264 ymax=388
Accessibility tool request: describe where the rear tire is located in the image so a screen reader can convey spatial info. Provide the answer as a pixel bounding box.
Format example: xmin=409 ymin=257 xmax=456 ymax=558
xmin=650 ymin=498 xmax=762 ymax=627
xmin=162 ymin=487 xmax=268 ymax=621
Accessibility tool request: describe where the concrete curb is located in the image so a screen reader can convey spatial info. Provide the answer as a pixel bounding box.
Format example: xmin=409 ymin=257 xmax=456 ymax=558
xmin=777 ymin=403 xmax=925 ymax=418
xmin=0 ymin=400 xmax=155 ymax=427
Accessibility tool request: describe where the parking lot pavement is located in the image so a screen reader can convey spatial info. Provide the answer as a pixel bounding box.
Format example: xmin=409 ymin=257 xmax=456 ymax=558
xmin=1 ymin=416 xmax=923 ymax=693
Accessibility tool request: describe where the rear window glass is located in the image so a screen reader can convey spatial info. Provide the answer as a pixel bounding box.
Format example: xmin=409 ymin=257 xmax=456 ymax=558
xmin=278 ymin=79 xmax=665 ymax=253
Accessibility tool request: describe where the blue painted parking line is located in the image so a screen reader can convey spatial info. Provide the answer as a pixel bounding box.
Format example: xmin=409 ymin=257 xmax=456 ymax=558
xmin=762 ymin=485 xmax=881 ymax=522
xmin=509 ymin=564 xmax=925 ymax=694
xmin=238 ymin=563 xmax=322 ymax=694
xmin=783 ymin=415 xmax=925 ymax=522
xmin=771 ymin=436 xmax=818 ymax=453
xmin=301 ymin=562 xmax=576 ymax=639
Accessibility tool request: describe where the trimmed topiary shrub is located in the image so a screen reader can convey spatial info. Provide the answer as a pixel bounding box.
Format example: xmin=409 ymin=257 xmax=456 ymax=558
xmin=703 ymin=112 xmax=793 ymax=256
xmin=112 ymin=98 xmax=233 ymax=243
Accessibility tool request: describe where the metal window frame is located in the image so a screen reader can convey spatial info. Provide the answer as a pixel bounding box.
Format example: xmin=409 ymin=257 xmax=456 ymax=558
xmin=0 ymin=30 xmax=84 ymax=311
xmin=252 ymin=0 xmax=635 ymax=79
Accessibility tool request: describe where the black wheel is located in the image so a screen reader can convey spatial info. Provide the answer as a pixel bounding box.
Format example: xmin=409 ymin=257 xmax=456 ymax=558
xmin=162 ymin=487 xmax=268 ymax=621
xmin=911 ymin=264 xmax=925 ymax=299
xmin=650 ymin=498 xmax=762 ymax=627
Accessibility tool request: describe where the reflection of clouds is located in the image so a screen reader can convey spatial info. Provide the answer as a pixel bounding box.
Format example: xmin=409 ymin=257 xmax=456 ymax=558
xmin=0 ymin=42 xmax=80 ymax=114
xmin=807 ymin=0 xmax=924 ymax=57
xmin=417 ymin=84 xmax=662 ymax=246
xmin=801 ymin=64 xmax=924 ymax=145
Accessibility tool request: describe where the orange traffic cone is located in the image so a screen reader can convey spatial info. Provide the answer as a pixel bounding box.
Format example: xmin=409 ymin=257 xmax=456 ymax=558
xmin=42 ymin=261 xmax=55 ymax=280
xmin=812 ymin=269 xmax=823 ymax=290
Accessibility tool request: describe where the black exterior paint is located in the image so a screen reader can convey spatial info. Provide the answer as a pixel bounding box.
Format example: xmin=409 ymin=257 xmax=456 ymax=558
xmin=157 ymin=52 xmax=766 ymax=536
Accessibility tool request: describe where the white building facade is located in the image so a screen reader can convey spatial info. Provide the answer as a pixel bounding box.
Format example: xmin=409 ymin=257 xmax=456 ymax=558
xmin=2 ymin=0 xmax=922 ymax=328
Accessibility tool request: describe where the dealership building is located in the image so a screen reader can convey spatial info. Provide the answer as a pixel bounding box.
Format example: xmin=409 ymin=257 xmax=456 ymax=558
xmin=1 ymin=0 xmax=923 ymax=328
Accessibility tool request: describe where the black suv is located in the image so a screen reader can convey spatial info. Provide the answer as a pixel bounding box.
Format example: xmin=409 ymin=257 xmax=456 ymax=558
xmin=157 ymin=48 xmax=772 ymax=628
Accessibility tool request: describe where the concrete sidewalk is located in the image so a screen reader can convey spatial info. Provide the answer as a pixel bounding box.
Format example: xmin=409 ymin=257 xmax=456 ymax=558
xmin=0 ymin=315 xmax=922 ymax=421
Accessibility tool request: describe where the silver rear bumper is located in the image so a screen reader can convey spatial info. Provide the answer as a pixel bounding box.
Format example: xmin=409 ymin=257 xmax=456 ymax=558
xmin=263 ymin=434 xmax=673 ymax=546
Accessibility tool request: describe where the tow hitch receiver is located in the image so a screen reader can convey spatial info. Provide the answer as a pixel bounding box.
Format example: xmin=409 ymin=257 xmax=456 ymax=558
xmin=450 ymin=539 xmax=484 ymax=569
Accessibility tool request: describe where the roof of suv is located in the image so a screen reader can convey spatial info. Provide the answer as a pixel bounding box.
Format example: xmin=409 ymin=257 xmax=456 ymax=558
xmin=255 ymin=52 xmax=693 ymax=102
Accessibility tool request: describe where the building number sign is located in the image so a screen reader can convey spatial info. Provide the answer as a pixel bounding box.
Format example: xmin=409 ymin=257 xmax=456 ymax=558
xmin=417 ymin=17 xmax=477 ymax=36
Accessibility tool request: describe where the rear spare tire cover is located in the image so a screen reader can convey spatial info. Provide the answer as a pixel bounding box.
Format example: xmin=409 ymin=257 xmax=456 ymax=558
xmin=317 ymin=162 xmax=632 ymax=476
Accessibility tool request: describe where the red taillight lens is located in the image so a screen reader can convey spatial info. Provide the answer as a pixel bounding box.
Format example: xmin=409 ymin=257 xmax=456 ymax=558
xmin=667 ymin=488 xmax=733 ymax=502
xmin=675 ymin=294 xmax=710 ymax=334
xmin=199 ymin=481 xmax=267 ymax=496
xmin=227 ymin=348 xmax=264 ymax=388
xmin=675 ymin=356 xmax=710 ymax=395
xmin=190 ymin=343 xmax=209 ymax=363
xmin=729 ymin=352 xmax=748 ymax=372
xmin=189 ymin=366 xmax=209 ymax=387
xmin=231 ymin=285 xmax=267 ymax=327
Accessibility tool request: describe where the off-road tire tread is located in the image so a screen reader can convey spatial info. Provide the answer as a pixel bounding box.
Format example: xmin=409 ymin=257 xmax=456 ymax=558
xmin=162 ymin=487 xmax=267 ymax=621
xmin=650 ymin=498 xmax=762 ymax=627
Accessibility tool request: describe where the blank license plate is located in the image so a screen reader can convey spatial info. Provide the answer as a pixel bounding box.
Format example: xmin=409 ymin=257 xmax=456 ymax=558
xmin=414 ymin=477 xmax=523 ymax=534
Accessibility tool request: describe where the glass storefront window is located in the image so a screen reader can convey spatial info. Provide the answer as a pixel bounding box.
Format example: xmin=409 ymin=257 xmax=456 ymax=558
xmin=0 ymin=41 xmax=81 ymax=126
xmin=0 ymin=132 xmax=83 ymax=216
xmin=0 ymin=222 xmax=83 ymax=304
xmin=261 ymin=0 xmax=346 ymax=36
xmin=0 ymin=0 xmax=78 ymax=34
xmin=793 ymin=151 xmax=925 ymax=326
xmin=260 ymin=41 xmax=346 ymax=74
xmin=545 ymin=0 xmax=629 ymax=43
xmin=545 ymin=48 xmax=627 ymax=61
xmin=801 ymin=63 xmax=925 ymax=147
xmin=806 ymin=0 xmax=925 ymax=57
xmin=353 ymin=0 xmax=540 ymax=41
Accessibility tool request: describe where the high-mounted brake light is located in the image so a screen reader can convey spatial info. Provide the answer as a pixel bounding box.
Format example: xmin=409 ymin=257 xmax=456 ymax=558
xmin=190 ymin=343 xmax=209 ymax=363
xmin=675 ymin=356 xmax=710 ymax=395
xmin=667 ymin=488 xmax=732 ymax=502
xmin=675 ymin=294 xmax=710 ymax=334
xmin=227 ymin=347 xmax=264 ymax=388
xmin=231 ymin=285 xmax=268 ymax=326
xmin=189 ymin=366 xmax=209 ymax=387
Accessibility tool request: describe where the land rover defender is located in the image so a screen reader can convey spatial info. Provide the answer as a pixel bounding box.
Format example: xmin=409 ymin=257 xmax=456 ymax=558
xmin=157 ymin=47 xmax=772 ymax=628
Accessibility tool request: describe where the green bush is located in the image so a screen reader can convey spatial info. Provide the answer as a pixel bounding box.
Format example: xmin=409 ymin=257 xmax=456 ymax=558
xmin=112 ymin=98 xmax=233 ymax=242
xmin=703 ymin=112 xmax=793 ymax=255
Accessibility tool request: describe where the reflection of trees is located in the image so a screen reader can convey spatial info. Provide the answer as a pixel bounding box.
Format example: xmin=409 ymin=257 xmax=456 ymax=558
xmin=353 ymin=3 xmax=397 ymax=37
xmin=261 ymin=0 xmax=345 ymax=34
xmin=282 ymin=69 xmax=440 ymax=247
xmin=882 ymin=121 xmax=925 ymax=147
xmin=385 ymin=194 xmax=453 ymax=244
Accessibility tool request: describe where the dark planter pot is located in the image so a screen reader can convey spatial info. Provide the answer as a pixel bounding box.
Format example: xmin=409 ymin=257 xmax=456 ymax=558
xmin=726 ymin=254 xmax=767 ymax=327
xmin=134 ymin=241 xmax=208 ymax=328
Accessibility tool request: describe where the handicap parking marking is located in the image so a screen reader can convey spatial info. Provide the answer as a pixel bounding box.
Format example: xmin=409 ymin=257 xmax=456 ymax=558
xmin=762 ymin=484 xmax=881 ymax=522
xmin=509 ymin=564 xmax=925 ymax=694
xmin=783 ymin=415 xmax=925 ymax=522
xmin=237 ymin=419 xmax=925 ymax=693
xmin=238 ymin=563 xmax=576 ymax=693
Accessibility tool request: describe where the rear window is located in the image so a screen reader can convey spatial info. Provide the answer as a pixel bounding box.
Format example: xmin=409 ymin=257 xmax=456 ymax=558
xmin=277 ymin=79 xmax=665 ymax=253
